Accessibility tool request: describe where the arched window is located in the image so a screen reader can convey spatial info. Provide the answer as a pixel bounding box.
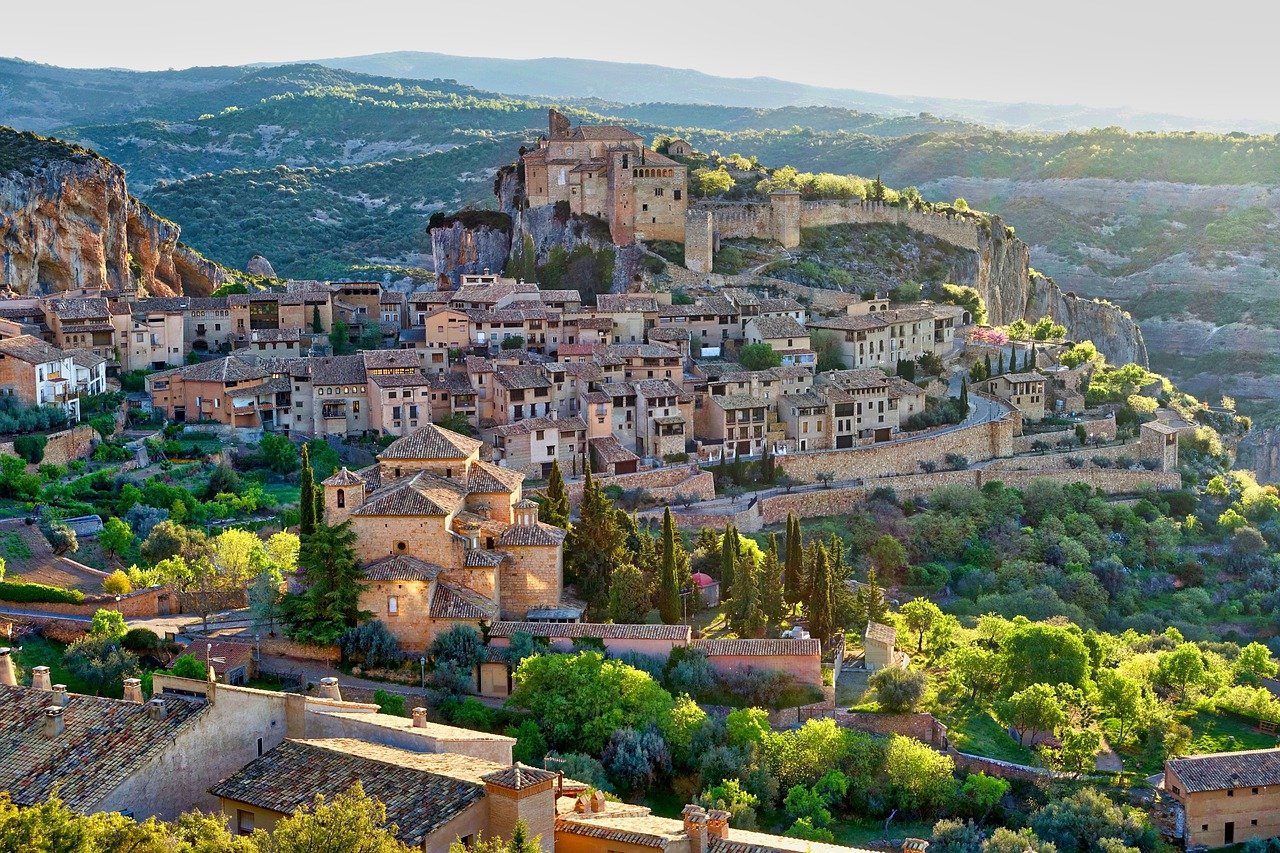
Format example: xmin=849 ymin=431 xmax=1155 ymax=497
xmin=336 ymin=489 xmax=345 ymax=508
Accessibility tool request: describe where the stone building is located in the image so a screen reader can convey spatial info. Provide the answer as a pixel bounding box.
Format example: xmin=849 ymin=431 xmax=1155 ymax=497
xmin=521 ymin=109 xmax=688 ymax=245
xmin=322 ymin=423 xmax=571 ymax=648
xmin=1164 ymin=748 xmax=1280 ymax=847
xmin=0 ymin=335 xmax=81 ymax=420
xmin=982 ymin=372 xmax=1047 ymax=421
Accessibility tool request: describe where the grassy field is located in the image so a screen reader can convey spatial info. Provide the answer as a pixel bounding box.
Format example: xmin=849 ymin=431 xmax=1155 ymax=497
xmin=0 ymin=530 xmax=32 ymax=561
xmin=259 ymin=481 xmax=300 ymax=506
xmin=936 ymin=704 xmax=1037 ymax=765
xmin=13 ymin=636 xmax=100 ymax=696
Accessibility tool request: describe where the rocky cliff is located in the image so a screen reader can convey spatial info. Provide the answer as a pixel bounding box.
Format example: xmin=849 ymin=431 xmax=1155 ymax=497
xmin=965 ymin=216 xmax=1148 ymax=366
xmin=0 ymin=129 xmax=226 ymax=296
xmin=429 ymin=214 xmax=513 ymax=288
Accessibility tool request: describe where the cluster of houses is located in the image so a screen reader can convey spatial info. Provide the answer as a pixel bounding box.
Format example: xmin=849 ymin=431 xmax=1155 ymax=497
xmin=121 ymin=274 xmax=1003 ymax=476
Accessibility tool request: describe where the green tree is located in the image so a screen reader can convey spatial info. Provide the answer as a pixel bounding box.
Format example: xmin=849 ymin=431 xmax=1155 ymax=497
xmin=312 ymin=305 xmax=323 ymax=333
xmin=1031 ymin=789 xmax=1156 ymax=853
xmin=508 ymin=651 xmax=675 ymax=754
xmin=99 ymin=516 xmax=134 ymax=562
xmin=540 ymin=460 xmax=571 ymax=530
xmin=870 ymin=667 xmax=927 ymax=712
xmin=259 ymin=433 xmax=300 ymax=474
xmin=1234 ymin=642 xmax=1279 ymax=685
xmin=62 ymin=636 xmax=139 ymax=696
xmin=869 ymin=534 xmax=909 ymax=582
xmin=285 ymin=521 xmax=366 ymax=644
xmin=851 ymin=567 xmax=890 ymax=630
xmin=784 ymin=514 xmax=806 ymax=612
xmin=566 ymin=461 xmax=626 ymax=617
xmin=1155 ymin=643 xmax=1206 ymax=702
xmin=1043 ymin=727 xmax=1102 ymax=777
xmin=249 ymin=563 xmax=286 ymax=636
xmin=89 ymin=608 xmax=127 ymax=641
xmin=720 ymin=523 xmax=738 ymax=594
xmin=450 ymin=820 xmax=541 ymax=853
xmin=657 ymin=508 xmax=682 ymax=624
xmin=984 ymin=828 xmax=1056 ymax=853
xmin=729 ymin=542 xmax=765 ymax=638
xmin=959 ymin=378 xmax=969 ymax=414
xmin=738 ymin=342 xmax=782 ymax=371
xmin=170 ymin=652 xmax=208 ymax=680
xmin=806 ymin=543 xmax=834 ymax=646
xmin=945 ymin=645 xmax=1003 ymax=703
xmin=997 ymin=684 xmax=1066 ymax=746
xmin=358 ymin=321 xmax=383 ymax=351
xmin=257 ymin=781 xmax=414 ymax=853
xmin=885 ymin=734 xmax=956 ymax=815
xmin=1001 ymin=623 xmax=1090 ymax=691
xmin=900 ymin=598 xmax=943 ymax=653
xmin=299 ymin=443 xmax=317 ymax=536
xmin=608 ymin=562 xmax=650 ymax=624
xmin=1097 ymin=670 xmax=1144 ymax=740
xmin=328 ymin=320 xmax=351 ymax=355
xmin=760 ymin=533 xmax=784 ymax=630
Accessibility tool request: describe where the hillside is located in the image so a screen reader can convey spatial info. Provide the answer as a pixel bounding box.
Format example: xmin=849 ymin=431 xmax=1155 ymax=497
xmin=3 ymin=56 xmax=1280 ymax=438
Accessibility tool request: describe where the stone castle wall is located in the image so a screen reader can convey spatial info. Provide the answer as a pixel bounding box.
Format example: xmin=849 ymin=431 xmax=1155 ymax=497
xmin=684 ymin=209 xmax=714 ymax=274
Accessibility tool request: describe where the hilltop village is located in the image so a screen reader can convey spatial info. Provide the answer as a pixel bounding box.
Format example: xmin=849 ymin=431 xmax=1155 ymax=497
xmin=0 ymin=110 xmax=1276 ymax=853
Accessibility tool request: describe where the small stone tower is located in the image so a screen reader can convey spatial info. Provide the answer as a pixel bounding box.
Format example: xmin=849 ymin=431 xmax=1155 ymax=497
xmin=481 ymin=764 xmax=559 ymax=853
xmin=770 ymin=190 xmax=802 ymax=248
xmin=684 ymin=209 xmax=714 ymax=274
xmin=322 ymin=467 xmax=366 ymax=526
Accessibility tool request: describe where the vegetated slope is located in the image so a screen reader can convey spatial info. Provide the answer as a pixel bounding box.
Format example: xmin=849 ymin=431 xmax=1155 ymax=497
xmin=317 ymin=51 xmax=1274 ymax=133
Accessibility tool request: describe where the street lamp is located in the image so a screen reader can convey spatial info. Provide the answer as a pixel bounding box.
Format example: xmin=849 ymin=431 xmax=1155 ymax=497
xmin=420 ymin=656 xmax=426 ymax=693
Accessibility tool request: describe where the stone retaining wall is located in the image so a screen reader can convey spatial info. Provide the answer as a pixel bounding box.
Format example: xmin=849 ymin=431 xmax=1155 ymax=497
xmin=0 ymin=585 xmax=172 ymax=618
xmin=982 ymin=442 xmax=1134 ymax=473
xmin=1012 ymin=415 xmax=1117 ymax=453
xmin=536 ymin=465 xmax=716 ymax=508
xmin=258 ymin=636 xmax=342 ymax=663
xmin=835 ymin=711 xmax=947 ymax=746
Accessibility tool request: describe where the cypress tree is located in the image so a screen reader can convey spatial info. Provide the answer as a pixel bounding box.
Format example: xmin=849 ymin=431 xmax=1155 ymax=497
xmin=540 ymin=459 xmax=571 ymax=530
xmin=783 ymin=514 xmax=805 ymax=612
xmin=959 ymin=379 xmax=969 ymax=414
xmin=997 ymin=351 xmax=1005 ymax=375
xmin=314 ymin=489 xmax=324 ymax=525
xmin=311 ymin=305 xmax=323 ymax=334
xmin=855 ymin=567 xmax=890 ymax=630
xmin=658 ymin=508 xmax=681 ymax=624
xmin=760 ymin=532 xmax=784 ymax=631
xmin=720 ymin=523 xmax=738 ymax=594
xmin=807 ymin=543 xmax=834 ymax=647
xmin=567 ymin=459 xmax=625 ymax=618
xmin=299 ymin=443 xmax=316 ymax=535
xmin=1028 ymin=344 xmax=1037 ymax=370
xmin=729 ymin=548 xmax=765 ymax=638
xmin=983 ymin=352 xmax=993 ymax=380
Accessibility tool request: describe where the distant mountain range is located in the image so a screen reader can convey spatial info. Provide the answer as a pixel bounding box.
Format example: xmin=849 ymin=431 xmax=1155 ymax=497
xmin=314 ymin=51 xmax=1275 ymax=134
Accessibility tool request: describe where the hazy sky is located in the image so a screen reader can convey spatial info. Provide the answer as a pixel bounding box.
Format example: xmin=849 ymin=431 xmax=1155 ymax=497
xmin=5 ymin=0 xmax=1273 ymax=122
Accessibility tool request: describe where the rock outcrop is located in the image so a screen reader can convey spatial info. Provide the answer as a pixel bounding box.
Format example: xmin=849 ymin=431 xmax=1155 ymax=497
xmin=960 ymin=216 xmax=1148 ymax=367
xmin=429 ymin=214 xmax=513 ymax=289
xmin=245 ymin=254 xmax=276 ymax=278
xmin=1238 ymin=428 xmax=1280 ymax=484
xmin=0 ymin=131 xmax=225 ymax=296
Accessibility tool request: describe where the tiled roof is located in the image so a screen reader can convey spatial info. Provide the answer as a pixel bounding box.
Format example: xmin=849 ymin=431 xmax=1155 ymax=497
xmin=464 ymin=549 xmax=506 ymax=567
xmin=0 ymin=335 xmax=67 ymax=365
xmin=323 ymin=467 xmax=365 ymax=486
xmin=208 ymin=739 xmax=485 ymax=848
xmin=67 ymin=348 xmax=106 ymax=370
xmin=572 ymin=125 xmax=643 ymax=141
xmin=712 ymin=828 xmax=876 ymax=853
xmin=1001 ymin=371 xmax=1045 ymax=384
xmin=607 ymin=343 xmax=680 ymax=359
xmin=310 ymin=355 xmax=368 ymax=386
xmin=363 ymin=350 xmax=422 ymax=370
xmin=633 ymin=379 xmax=683 ymax=398
xmin=489 ymin=622 xmax=691 ymax=642
xmin=429 ymin=581 xmax=498 ymax=620
xmin=489 ymin=415 xmax=587 ymax=438
xmin=494 ymin=365 xmax=551 ymax=390
xmin=590 ymin=435 xmax=640 ymax=466
xmin=693 ymin=638 xmax=822 ymax=657
xmin=380 ymin=424 xmax=483 ymax=460
xmin=496 ymin=522 xmax=566 ymax=547
xmin=363 ymin=554 xmax=444 ymax=582
xmin=467 ymin=459 xmax=525 ymax=494
xmin=370 ymin=371 xmax=431 ymax=388
xmin=757 ymin=298 xmax=805 ymax=314
xmin=481 ymin=763 xmax=559 ymax=790
xmin=647 ymin=327 xmax=690 ymax=342
xmin=555 ymin=814 xmax=683 ymax=848
xmin=1167 ymin=748 xmax=1280 ymax=793
xmin=152 ymin=355 xmax=265 ymax=384
xmin=749 ymin=316 xmax=807 ymax=339
xmin=430 ymin=372 xmax=476 ymax=394
xmin=50 ymin=298 xmax=110 ymax=320
xmin=354 ymin=471 xmax=466 ymax=517
xmin=0 ymin=684 xmax=207 ymax=811
xmin=714 ymin=394 xmax=768 ymax=409
xmin=597 ymin=295 xmax=660 ymax=313
xmin=865 ymin=621 xmax=897 ymax=645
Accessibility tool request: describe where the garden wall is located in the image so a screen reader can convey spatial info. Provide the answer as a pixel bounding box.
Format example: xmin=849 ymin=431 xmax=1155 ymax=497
xmin=0 ymin=585 xmax=172 ymax=619
xmin=985 ymin=468 xmax=1181 ymax=494
xmin=835 ymin=711 xmax=948 ymax=747
xmin=1012 ymin=415 xmax=1117 ymax=453
xmin=950 ymin=751 xmax=1054 ymax=781
xmin=539 ymin=465 xmax=716 ymax=509
xmin=42 ymin=425 xmax=99 ymax=466
xmin=257 ymin=635 xmax=341 ymax=664
xmin=982 ymin=441 xmax=1134 ymax=473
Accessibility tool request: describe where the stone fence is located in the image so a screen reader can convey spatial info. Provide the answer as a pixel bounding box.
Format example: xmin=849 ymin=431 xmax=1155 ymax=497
xmin=0 ymin=585 xmax=174 ymax=619
xmin=835 ymin=711 xmax=949 ymax=747
xmin=0 ymin=424 xmax=99 ymax=468
xmin=982 ymin=441 xmax=1134 ymax=473
xmin=531 ymin=464 xmax=716 ymax=509
xmin=1012 ymin=415 xmax=1118 ymax=453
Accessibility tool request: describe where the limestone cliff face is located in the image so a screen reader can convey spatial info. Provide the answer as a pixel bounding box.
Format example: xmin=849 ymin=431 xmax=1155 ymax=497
xmin=429 ymin=218 xmax=513 ymax=289
xmin=0 ymin=152 xmax=225 ymax=296
xmin=963 ymin=216 xmax=1148 ymax=367
xmin=1236 ymin=428 xmax=1280 ymax=484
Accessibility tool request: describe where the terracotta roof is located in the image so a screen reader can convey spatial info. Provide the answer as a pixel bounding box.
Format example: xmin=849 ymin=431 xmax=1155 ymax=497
xmin=68 ymin=348 xmax=106 ymax=370
xmin=430 ymin=372 xmax=477 ymax=395
xmin=380 ymin=424 xmax=483 ymax=460
xmin=590 ymin=435 xmax=640 ymax=466
xmin=49 ymin=298 xmax=110 ymax=320
xmin=496 ymin=522 xmax=566 ymax=547
xmin=354 ymin=471 xmax=467 ymax=517
xmin=555 ymin=814 xmax=683 ymax=848
xmin=370 ymin=371 xmax=431 ymax=388
xmin=429 ymin=581 xmax=498 ymax=620
xmin=364 ymin=350 xmax=422 ymax=370
xmin=598 ymin=295 xmax=661 ymax=313
xmin=467 ymin=459 xmax=525 ymax=494
xmin=647 ymin=327 xmax=690 ymax=342
xmin=714 ymin=394 xmax=768 ymax=410
xmin=481 ymin=763 xmax=559 ymax=790
xmin=865 ymin=621 xmax=896 ymax=645
xmin=322 ymin=467 xmax=365 ymax=486
xmin=571 ymin=125 xmax=643 ymax=142
xmin=757 ymin=298 xmax=805 ymax=314
xmin=465 ymin=549 xmax=506 ymax=567
xmin=0 ymin=684 xmax=206 ymax=811
xmin=693 ymin=638 xmax=821 ymax=656
xmin=1166 ymin=748 xmax=1280 ymax=793
xmin=1001 ymin=372 xmax=1045 ymax=384
xmin=607 ymin=343 xmax=680 ymax=359
xmin=712 ymin=828 xmax=876 ymax=853
xmin=152 ymin=355 xmax=265 ymax=384
xmin=490 ymin=415 xmax=587 ymax=438
xmin=363 ymin=554 xmax=444 ymax=582
xmin=494 ymin=365 xmax=552 ymax=390
xmin=489 ymin=622 xmax=691 ymax=642
xmin=208 ymin=739 xmax=484 ymax=848
xmin=0 ymin=335 xmax=67 ymax=365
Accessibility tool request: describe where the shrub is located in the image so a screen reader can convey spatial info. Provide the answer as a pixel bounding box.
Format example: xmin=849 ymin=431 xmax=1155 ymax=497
xmin=372 ymin=689 xmax=407 ymax=717
xmin=0 ymin=580 xmax=84 ymax=605
xmin=169 ymin=653 xmax=207 ymax=680
xmin=870 ymin=667 xmax=927 ymax=712
xmin=13 ymin=434 xmax=45 ymax=464
xmin=122 ymin=627 xmax=161 ymax=653
xmin=339 ymin=621 xmax=404 ymax=670
xmin=102 ymin=569 xmax=133 ymax=595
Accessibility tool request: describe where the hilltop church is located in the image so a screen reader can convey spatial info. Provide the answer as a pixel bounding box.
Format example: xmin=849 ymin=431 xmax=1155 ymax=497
xmin=323 ymin=424 xmax=572 ymax=650
xmin=520 ymin=109 xmax=688 ymax=245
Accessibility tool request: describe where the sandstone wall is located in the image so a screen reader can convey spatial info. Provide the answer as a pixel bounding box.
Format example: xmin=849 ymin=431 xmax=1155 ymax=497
xmin=1012 ymin=415 xmax=1117 ymax=453
xmin=0 ymin=147 xmax=225 ymax=296
xmin=536 ymin=465 xmax=716 ymax=508
xmin=256 ymin=636 xmax=341 ymax=664
xmin=835 ymin=710 xmax=947 ymax=746
xmin=982 ymin=442 xmax=1134 ymax=472
xmin=799 ymin=201 xmax=982 ymax=251
xmin=42 ymin=424 xmax=99 ymax=466
xmin=985 ymin=468 xmax=1181 ymax=493
xmin=0 ymin=585 xmax=171 ymax=618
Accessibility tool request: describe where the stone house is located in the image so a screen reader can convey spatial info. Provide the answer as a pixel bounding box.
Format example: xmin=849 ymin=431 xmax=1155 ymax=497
xmin=521 ymin=109 xmax=687 ymax=245
xmin=606 ymin=342 xmax=684 ymax=386
xmin=69 ymin=349 xmax=108 ymax=397
xmin=1164 ymin=748 xmax=1280 ymax=847
xmin=744 ymin=316 xmax=815 ymax=368
xmin=982 ymin=372 xmax=1046 ymax=421
xmin=232 ymin=328 xmax=308 ymax=359
xmin=708 ymin=394 xmax=769 ymax=458
xmin=183 ymin=296 xmax=236 ymax=352
xmin=487 ymin=415 xmax=588 ymax=478
xmin=818 ymin=369 xmax=924 ymax=446
xmin=0 ymin=335 xmax=81 ymax=420
xmin=428 ymin=371 xmax=480 ymax=424
xmin=863 ymin=622 xmax=898 ymax=671
xmin=692 ymin=638 xmax=824 ymax=688
xmin=44 ymin=297 xmax=117 ymax=366
xmin=322 ymin=424 xmax=569 ymax=646
xmin=120 ymin=300 xmax=187 ymax=370
xmin=807 ymin=305 xmax=939 ymax=371
xmin=420 ymin=307 xmax=473 ymax=356
xmin=779 ymin=391 xmax=831 ymax=452
xmin=632 ymin=379 xmax=691 ymax=459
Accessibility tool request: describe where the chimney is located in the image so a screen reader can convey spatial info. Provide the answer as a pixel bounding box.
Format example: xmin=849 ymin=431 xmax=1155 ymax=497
xmin=42 ymin=706 xmax=65 ymax=738
xmin=32 ymin=665 xmax=51 ymax=691
xmin=591 ymin=789 xmax=606 ymax=813
xmin=682 ymin=805 xmax=708 ymax=853
xmin=903 ymin=840 xmax=930 ymax=853
xmin=123 ymin=677 xmax=144 ymax=703
xmin=0 ymin=648 xmax=15 ymax=687
xmin=146 ymin=698 xmax=167 ymax=721
xmin=412 ymin=707 xmax=428 ymax=728
xmin=318 ymin=677 xmax=342 ymax=701
xmin=706 ymin=809 xmax=730 ymax=840
xmin=50 ymin=684 xmax=68 ymax=707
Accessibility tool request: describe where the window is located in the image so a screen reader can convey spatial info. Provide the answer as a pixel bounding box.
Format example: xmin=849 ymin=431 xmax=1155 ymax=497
xmin=1252 ymin=787 xmax=1259 ymax=794
xmin=674 ymin=189 xmax=681 ymax=201
xmin=256 ymin=737 xmax=264 ymax=757
xmin=1228 ymin=789 xmax=1234 ymax=797
xmin=654 ymin=188 xmax=663 ymax=197
xmin=486 ymin=536 xmax=495 ymax=549
xmin=336 ymin=489 xmax=345 ymax=508
xmin=388 ymin=596 xmax=398 ymax=615
xmin=237 ymin=810 xmax=255 ymax=835
xmin=396 ymin=541 xmax=407 ymax=552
